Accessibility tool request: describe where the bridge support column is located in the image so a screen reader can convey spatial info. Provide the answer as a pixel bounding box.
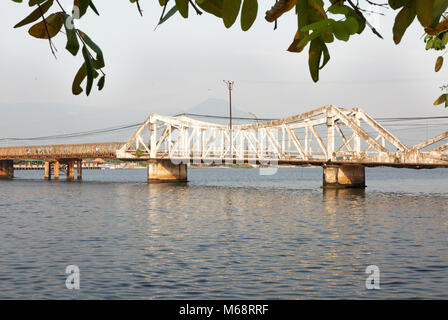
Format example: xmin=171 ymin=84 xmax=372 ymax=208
xmin=147 ymin=159 xmax=187 ymax=183
xmin=67 ymin=161 xmax=75 ymax=181
xmin=76 ymin=160 xmax=82 ymax=180
xmin=0 ymin=160 xmax=14 ymax=179
xmin=322 ymin=165 xmax=366 ymax=189
xmin=54 ymin=161 xmax=60 ymax=180
xmin=44 ymin=161 xmax=52 ymax=180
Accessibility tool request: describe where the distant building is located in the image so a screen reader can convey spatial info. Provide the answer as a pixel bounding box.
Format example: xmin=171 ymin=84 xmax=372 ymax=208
xmin=82 ymin=158 xmax=106 ymax=169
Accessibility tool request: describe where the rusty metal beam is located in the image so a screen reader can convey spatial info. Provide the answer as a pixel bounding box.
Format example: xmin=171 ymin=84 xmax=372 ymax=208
xmin=0 ymin=142 xmax=124 ymax=160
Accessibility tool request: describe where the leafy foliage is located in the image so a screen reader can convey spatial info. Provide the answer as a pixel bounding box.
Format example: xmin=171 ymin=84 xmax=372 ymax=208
xmin=12 ymin=0 xmax=105 ymax=96
xmin=9 ymin=0 xmax=448 ymax=105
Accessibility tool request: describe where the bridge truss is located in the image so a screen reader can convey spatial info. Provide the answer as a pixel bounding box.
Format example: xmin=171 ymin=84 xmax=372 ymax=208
xmin=117 ymin=105 xmax=448 ymax=168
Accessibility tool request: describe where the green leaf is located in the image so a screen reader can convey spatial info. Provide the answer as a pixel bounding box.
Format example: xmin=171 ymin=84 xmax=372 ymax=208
xmin=298 ymin=19 xmax=335 ymax=47
xmin=393 ymin=4 xmax=416 ymax=44
xmin=196 ymin=0 xmax=224 ymax=18
xmin=78 ymin=30 xmax=104 ymax=68
xmin=426 ymin=38 xmax=435 ymax=50
xmin=328 ymin=3 xmax=365 ymax=34
xmin=75 ymin=0 xmax=91 ymax=19
xmin=158 ymin=5 xmax=178 ymax=25
xmin=345 ymin=16 xmax=359 ymax=35
xmin=307 ymin=0 xmax=327 ymax=21
xmin=14 ymin=0 xmax=54 ymax=28
xmin=63 ymin=14 xmax=79 ymax=56
xmin=222 ymin=0 xmax=241 ymax=28
xmin=416 ymin=0 xmax=435 ymax=27
xmin=89 ymin=1 xmax=100 ymax=16
xmin=175 ymin=0 xmax=189 ymax=18
xmin=388 ymin=0 xmax=412 ymax=10
xmin=296 ymin=0 xmax=309 ymax=28
xmin=297 ymin=29 xmax=323 ymax=47
xmin=328 ymin=4 xmax=349 ymax=15
xmin=433 ymin=0 xmax=448 ymax=18
xmin=97 ymin=75 xmax=105 ymax=91
xmin=308 ymin=38 xmax=323 ymax=82
xmin=301 ymin=19 xmax=330 ymax=32
xmin=29 ymin=0 xmax=46 ymax=5
xmin=320 ymin=42 xmax=330 ymax=70
xmin=332 ymin=21 xmax=350 ymax=41
xmin=72 ymin=62 xmax=98 ymax=95
xmin=240 ymin=0 xmax=257 ymax=31
xmin=72 ymin=63 xmax=86 ymax=95
xmin=82 ymin=46 xmax=94 ymax=96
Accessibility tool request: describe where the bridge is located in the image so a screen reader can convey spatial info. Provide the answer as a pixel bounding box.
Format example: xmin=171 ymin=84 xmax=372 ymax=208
xmin=1 ymin=105 xmax=448 ymax=187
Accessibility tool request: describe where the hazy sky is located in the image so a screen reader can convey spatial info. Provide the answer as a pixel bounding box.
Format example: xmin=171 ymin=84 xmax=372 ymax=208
xmin=1 ymin=1 xmax=447 ymax=141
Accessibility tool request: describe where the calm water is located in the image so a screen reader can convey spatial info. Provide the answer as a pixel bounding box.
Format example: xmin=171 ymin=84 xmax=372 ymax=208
xmin=0 ymin=167 xmax=448 ymax=299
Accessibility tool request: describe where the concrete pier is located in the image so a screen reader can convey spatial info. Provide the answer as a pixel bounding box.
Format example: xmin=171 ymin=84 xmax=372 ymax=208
xmin=76 ymin=160 xmax=82 ymax=180
xmin=322 ymin=165 xmax=366 ymax=189
xmin=147 ymin=159 xmax=187 ymax=183
xmin=67 ymin=161 xmax=75 ymax=181
xmin=54 ymin=161 xmax=60 ymax=180
xmin=0 ymin=160 xmax=14 ymax=179
xmin=44 ymin=161 xmax=52 ymax=180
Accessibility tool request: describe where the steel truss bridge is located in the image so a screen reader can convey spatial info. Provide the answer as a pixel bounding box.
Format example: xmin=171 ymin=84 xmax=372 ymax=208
xmin=1 ymin=105 xmax=448 ymax=185
xmin=116 ymin=105 xmax=448 ymax=168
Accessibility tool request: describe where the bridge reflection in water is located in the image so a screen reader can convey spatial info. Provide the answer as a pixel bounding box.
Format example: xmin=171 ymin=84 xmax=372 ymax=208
xmin=1 ymin=105 xmax=448 ymax=187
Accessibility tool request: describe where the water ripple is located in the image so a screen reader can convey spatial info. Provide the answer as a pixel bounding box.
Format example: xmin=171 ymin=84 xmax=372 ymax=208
xmin=0 ymin=168 xmax=448 ymax=299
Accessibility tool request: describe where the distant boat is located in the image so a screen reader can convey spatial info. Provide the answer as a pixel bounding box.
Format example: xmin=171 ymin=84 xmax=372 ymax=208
xmin=100 ymin=164 xmax=117 ymax=170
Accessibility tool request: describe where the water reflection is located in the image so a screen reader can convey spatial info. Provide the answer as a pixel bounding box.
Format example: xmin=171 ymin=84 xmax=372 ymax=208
xmin=1 ymin=168 xmax=448 ymax=299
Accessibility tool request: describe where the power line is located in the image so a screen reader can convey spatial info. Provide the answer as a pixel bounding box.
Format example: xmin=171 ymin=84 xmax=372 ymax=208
xmin=1 ymin=112 xmax=448 ymax=143
xmin=0 ymin=123 xmax=141 ymax=142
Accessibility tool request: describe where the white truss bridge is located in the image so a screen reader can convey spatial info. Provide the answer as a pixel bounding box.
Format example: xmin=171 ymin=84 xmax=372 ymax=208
xmin=117 ymin=105 xmax=448 ymax=168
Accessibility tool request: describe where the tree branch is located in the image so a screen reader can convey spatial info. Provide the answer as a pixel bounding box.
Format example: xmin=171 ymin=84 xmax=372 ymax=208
xmin=38 ymin=3 xmax=58 ymax=59
xmin=347 ymin=0 xmax=384 ymax=39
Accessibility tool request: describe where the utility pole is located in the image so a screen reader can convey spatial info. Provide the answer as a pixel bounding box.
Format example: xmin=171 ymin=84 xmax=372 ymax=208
xmin=223 ymin=80 xmax=234 ymax=160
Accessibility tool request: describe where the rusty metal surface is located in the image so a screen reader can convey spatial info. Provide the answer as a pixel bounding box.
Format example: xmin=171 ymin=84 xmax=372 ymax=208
xmin=0 ymin=142 xmax=125 ymax=160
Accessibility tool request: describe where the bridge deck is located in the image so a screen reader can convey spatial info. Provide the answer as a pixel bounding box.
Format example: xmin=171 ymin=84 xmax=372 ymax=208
xmin=1 ymin=143 xmax=447 ymax=168
xmin=0 ymin=142 xmax=124 ymax=160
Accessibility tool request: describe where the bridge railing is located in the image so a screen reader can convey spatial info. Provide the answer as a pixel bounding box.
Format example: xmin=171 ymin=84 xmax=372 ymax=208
xmin=0 ymin=142 xmax=124 ymax=160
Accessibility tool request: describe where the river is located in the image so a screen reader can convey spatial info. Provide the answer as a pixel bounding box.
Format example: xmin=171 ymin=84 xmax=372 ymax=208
xmin=0 ymin=167 xmax=447 ymax=299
